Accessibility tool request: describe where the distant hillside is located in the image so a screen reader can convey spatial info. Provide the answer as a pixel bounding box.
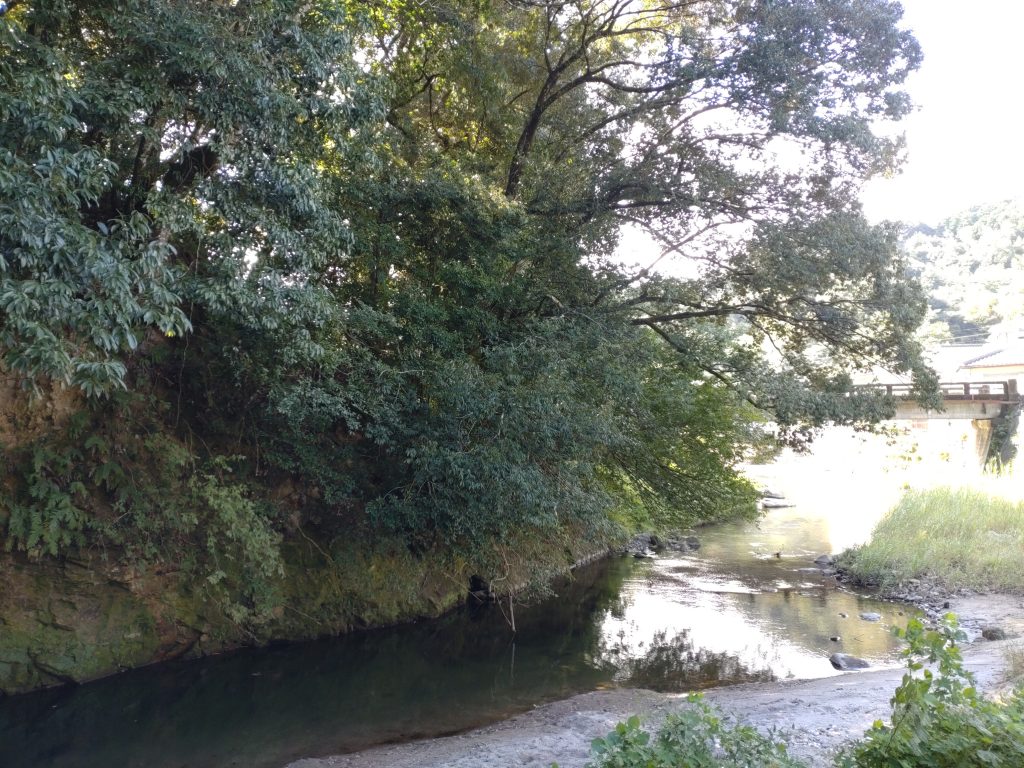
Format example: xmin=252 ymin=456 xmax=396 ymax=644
xmin=903 ymin=200 xmax=1024 ymax=343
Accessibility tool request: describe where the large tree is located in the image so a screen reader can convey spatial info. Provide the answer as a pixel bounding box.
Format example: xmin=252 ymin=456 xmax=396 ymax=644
xmin=0 ymin=0 xmax=376 ymax=394
xmin=355 ymin=0 xmax=933 ymax=434
xmin=904 ymin=200 xmax=1024 ymax=343
xmin=1 ymin=0 xmax=933 ymax=562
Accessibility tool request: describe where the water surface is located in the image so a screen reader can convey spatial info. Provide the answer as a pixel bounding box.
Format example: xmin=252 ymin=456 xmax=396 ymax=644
xmin=0 ymin=468 xmax=916 ymax=768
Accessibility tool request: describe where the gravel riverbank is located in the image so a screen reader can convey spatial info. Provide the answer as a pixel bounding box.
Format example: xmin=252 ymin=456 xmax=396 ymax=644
xmin=287 ymin=595 xmax=1021 ymax=768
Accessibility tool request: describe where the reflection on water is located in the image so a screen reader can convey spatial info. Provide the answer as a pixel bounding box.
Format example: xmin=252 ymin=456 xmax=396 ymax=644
xmin=620 ymin=542 xmax=911 ymax=683
xmin=0 ymin=456 xmax=919 ymax=768
xmin=605 ymin=629 xmax=774 ymax=691
xmin=0 ymin=558 xmax=766 ymax=768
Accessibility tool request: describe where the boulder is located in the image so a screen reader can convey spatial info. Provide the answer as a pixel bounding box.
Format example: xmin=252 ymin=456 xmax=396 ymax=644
xmin=813 ymin=554 xmax=835 ymax=566
xmin=859 ymin=612 xmax=882 ymax=622
xmin=982 ymin=627 xmax=1008 ymax=641
xmin=829 ymin=653 xmax=870 ymax=671
xmin=623 ymin=533 xmax=654 ymax=557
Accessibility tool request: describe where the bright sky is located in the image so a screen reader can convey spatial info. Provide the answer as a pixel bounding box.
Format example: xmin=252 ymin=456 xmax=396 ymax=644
xmin=618 ymin=1 xmax=1024 ymax=272
xmin=860 ymin=0 xmax=1024 ymax=225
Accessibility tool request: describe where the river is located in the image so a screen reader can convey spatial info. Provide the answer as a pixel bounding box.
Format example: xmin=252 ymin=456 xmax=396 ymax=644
xmin=0 ymin=438 xmax=928 ymax=768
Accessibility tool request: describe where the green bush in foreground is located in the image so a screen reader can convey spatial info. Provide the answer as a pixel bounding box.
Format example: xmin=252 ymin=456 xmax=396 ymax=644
xmin=839 ymin=615 xmax=1024 ymax=768
xmin=585 ymin=615 xmax=1024 ymax=768
xmin=577 ymin=697 xmax=807 ymax=768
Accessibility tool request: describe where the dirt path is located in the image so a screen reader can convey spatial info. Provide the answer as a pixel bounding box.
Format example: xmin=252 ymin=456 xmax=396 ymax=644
xmin=286 ymin=600 xmax=1019 ymax=768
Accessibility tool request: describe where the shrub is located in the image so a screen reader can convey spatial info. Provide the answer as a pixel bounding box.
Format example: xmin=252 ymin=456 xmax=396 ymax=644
xmin=838 ymin=615 xmax=1024 ymax=768
xmin=580 ymin=695 xmax=808 ymax=768
xmin=1 ymin=402 xmax=284 ymax=627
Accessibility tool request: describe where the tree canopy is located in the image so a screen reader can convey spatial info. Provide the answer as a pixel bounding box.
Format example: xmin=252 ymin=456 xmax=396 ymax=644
xmin=1 ymin=0 xmax=933 ymax=585
xmin=903 ymin=200 xmax=1024 ymax=343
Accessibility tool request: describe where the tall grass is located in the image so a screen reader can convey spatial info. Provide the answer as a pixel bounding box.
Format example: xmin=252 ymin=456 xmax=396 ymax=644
xmin=1004 ymin=642 xmax=1024 ymax=684
xmin=840 ymin=485 xmax=1024 ymax=592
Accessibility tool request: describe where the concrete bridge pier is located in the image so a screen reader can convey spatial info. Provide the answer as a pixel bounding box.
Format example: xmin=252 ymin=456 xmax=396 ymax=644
xmin=972 ymin=418 xmax=994 ymax=467
xmin=889 ymin=418 xmax=992 ymax=473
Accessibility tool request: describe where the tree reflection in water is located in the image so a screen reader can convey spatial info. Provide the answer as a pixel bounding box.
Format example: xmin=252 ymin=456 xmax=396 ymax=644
xmin=601 ymin=629 xmax=774 ymax=692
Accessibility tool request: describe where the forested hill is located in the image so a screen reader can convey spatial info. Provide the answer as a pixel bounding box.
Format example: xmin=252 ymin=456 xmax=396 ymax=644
xmin=1 ymin=0 xmax=935 ymax=690
xmin=903 ymin=200 xmax=1024 ymax=342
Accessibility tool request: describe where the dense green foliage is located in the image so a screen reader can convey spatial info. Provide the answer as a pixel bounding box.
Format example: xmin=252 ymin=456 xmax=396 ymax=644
xmin=904 ymin=200 xmax=1024 ymax=343
xmin=839 ymin=616 xmax=1024 ymax=768
xmin=582 ymin=701 xmax=806 ymax=768
xmin=0 ymin=0 xmax=373 ymax=394
xmin=587 ymin=616 xmax=1024 ymax=768
xmin=1 ymin=0 xmax=936 ymax=621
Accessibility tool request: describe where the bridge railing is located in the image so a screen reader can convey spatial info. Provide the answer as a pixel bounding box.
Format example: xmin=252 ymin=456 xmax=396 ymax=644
xmin=859 ymin=379 xmax=1018 ymax=401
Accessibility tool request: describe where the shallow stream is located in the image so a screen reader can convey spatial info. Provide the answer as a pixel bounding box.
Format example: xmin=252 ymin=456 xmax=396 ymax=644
xmin=0 ymin=452 xmax=919 ymax=768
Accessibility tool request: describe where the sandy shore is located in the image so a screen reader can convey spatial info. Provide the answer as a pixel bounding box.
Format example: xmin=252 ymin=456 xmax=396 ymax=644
xmin=286 ymin=594 xmax=1022 ymax=768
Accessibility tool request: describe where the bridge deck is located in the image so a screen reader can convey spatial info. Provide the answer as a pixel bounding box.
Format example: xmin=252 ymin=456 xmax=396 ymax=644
xmin=856 ymin=379 xmax=1020 ymax=421
xmin=864 ymin=379 xmax=1019 ymax=403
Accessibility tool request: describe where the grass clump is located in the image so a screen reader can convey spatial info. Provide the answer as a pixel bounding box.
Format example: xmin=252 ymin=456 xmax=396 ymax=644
xmin=838 ymin=486 xmax=1024 ymax=592
xmin=1004 ymin=642 xmax=1024 ymax=685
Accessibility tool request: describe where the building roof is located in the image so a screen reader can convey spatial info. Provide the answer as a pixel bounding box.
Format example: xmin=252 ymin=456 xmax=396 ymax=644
xmin=928 ymin=344 xmax=984 ymax=377
xmin=961 ymin=344 xmax=1024 ymax=369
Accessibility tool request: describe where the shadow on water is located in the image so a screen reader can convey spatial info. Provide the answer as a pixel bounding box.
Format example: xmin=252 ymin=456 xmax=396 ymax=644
xmin=0 ymin=557 xmax=773 ymax=768
xmin=0 ymin=478 xmax=920 ymax=768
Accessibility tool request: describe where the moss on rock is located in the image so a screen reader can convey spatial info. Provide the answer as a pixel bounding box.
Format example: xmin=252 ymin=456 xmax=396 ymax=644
xmin=0 ymin=556 xmax=163 ymax=692
xmin=0 ymin=521 xmax=611 ymax=695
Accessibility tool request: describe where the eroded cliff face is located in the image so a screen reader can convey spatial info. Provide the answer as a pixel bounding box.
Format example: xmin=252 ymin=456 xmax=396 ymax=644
xmin=0 ymin=563 xmax=204 ymax=693
xmin=0 ymin=379 xmax=126 ymax=692
xmin=0 ymin=378 xmax=232 ymax=693
xmin=0 ymin=554 xmax=216 ymax=694
xmin=0 ymin=543 xmax=471 ymax=695
xmin=0 ymin=377 xmax=601 ymax=696
xmin=0 ymin=375 xmax=82 ymax=453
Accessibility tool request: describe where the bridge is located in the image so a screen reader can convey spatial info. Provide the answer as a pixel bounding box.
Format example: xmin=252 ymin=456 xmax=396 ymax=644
xmin=859 ymin=379 xmax=1022 ymax=467
xmin=865 ymin=379 xmax=1020 ymax=421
